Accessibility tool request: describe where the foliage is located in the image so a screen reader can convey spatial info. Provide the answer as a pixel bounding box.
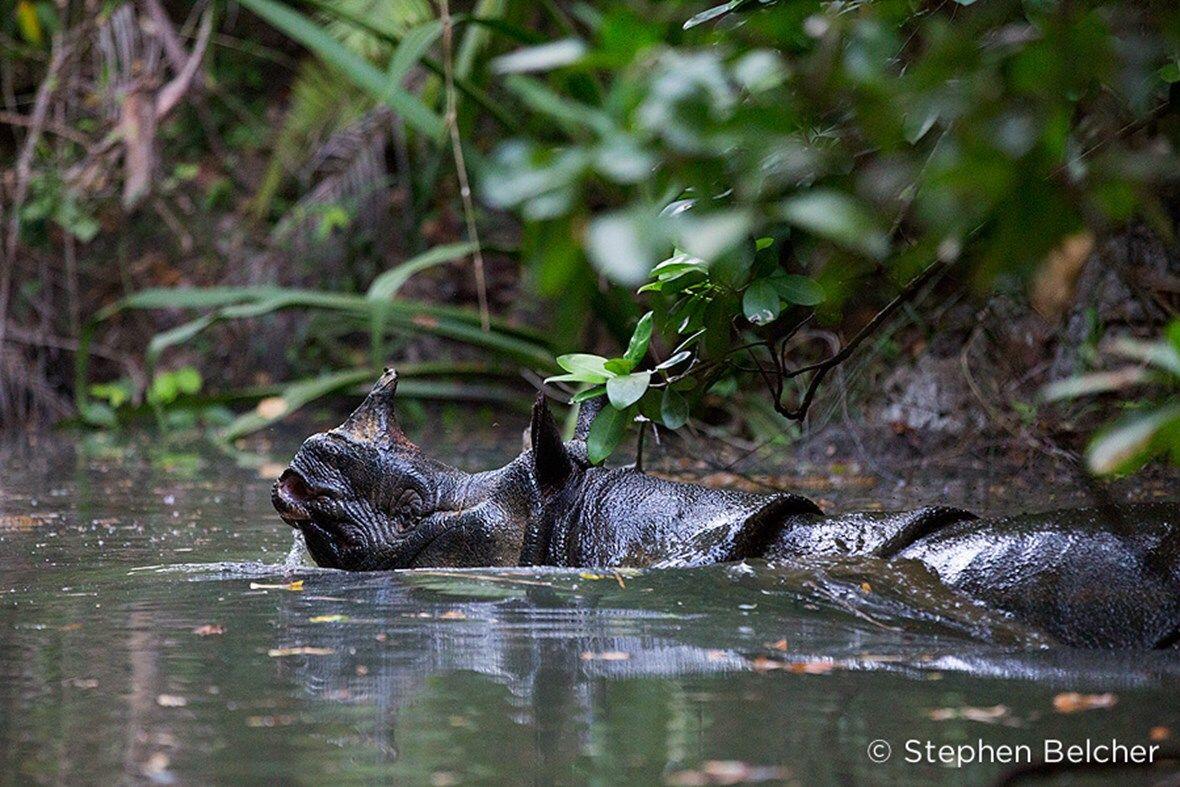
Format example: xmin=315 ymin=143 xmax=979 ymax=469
xmin=78 ymin=244 xmax=555 ymax=436
xmin=5 ymin=0 xmax=1176 ymax=475
xmin=474 ymin=0 xmax=1179 ymax=462
xmin=1043 ymin=321 xmax=1180 ymax=476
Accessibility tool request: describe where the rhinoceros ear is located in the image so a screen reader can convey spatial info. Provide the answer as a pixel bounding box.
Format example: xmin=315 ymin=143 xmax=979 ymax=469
xmin=530 ymin=392 xmax=572 ymax=492
xmin=336 ymin=368 xmax=409 ymax=446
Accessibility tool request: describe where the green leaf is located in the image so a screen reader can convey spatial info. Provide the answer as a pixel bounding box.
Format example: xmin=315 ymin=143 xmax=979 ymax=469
xmin=604 ymin=358 xmax=634 ymax=375
xmin=1107 ymin=336 xmax=1180 ymax=378
xmin=491 ymin=38 xmax=587 ymax=73
xmin=221 ymin=369 xmax=384 ymax=441
xmin=655 ymin=350 xmax=692 ymax=370
xmin=623 ymin=312 xmax=654 ymax=367
xmin=587 ymin=405 xmax=630 ymax=464
xmin=586 ymin=209 xmax=664 ymax=286
xmin=771 ymin=274 xmax=826 ymax=306
xmin=385 ymin=19 xmax=444 ymax=87
xmin=660 ymin=388 xmax=689 ymax=429
xmin=742 ymin=279 xmax=781 ymax=325
xmin=238 ymin=0 xmax=443 ymax=139
xmin=1041 ymin=368 xmax=1149 ymax=401
xmin=607 ymin=371 xmax=651 ymax=409
xmin=571 ymin=385 xmax=607 ymax=404
xmin=367 ymin=242 xmax=478 ymax=302
xmin=1087 ymin=404 xmax=1180 ymax=476
xmin=173 ymin=366 xmax=202 ymax=395
xmin=673 ymin=210 xmax=752 ymax=263
xmin=779 ymin=190 xmax=889 ymax=259
xmin=555 ymin=353 xmax=612 ymax=383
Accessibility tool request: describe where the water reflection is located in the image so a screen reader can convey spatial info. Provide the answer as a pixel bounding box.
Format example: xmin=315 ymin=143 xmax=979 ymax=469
xmin=1 ymin=436 xmax=1178 ymax=784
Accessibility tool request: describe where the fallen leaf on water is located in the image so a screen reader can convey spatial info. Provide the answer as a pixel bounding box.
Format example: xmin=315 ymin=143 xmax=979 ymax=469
xmin=927 ymin=705 xmax=1012 ymax=724
xmin=156 ymin=694 xmax=187 ymax=707
xmin=268 ymin=646 xmax=335 ymax=657
xmin=439 ymin=610 xmax=467 ymax=620
xmin=250 ymin=580 xmax=303 ymax=591
xmin=613 ymin=571 xmax=626 ymax=588
xmin=580 ymin=651 xmax=630 ymax=661
xmin=142 ymin=752 xmax=170 ymax=777
xmin=579 ymin=572 xmax=606 ymax=580
xmin=766 ymin=639 xmax=789 ymax=651
xmin=308 ymin=614 xmax=348 ymax=623
xmin=1150 ymin=726 xmax=1171 ymax=742
xmin=246 ymin=715 xmax=297 ymax=728
xmin=789 ymin=660 xmax=835 ymax=674
xmin=859 ymin=582 xmax=872 ymax=593
xmin=665 ymin=760 xmax=786 ymax=785
xmin=0 ymin=514 xmax=54 ymax=532
xmin=193 ymin=624 xmax=225 ymax=636
xmin=1052 ymin=692 xmax=1117 ymax=714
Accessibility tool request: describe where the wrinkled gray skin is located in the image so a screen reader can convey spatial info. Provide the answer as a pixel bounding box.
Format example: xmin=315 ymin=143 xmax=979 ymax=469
xmin=275 ymin=370 xmax=1180 ymax=648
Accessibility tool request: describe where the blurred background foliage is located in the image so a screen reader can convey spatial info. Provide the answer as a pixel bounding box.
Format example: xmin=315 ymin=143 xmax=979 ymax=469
xmin=0 ymin=0 xmax=1177 ymax=473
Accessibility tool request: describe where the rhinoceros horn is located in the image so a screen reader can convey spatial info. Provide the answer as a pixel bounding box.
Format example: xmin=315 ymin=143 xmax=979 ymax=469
xmin=336 ymin=368 xmax=409 ymax=446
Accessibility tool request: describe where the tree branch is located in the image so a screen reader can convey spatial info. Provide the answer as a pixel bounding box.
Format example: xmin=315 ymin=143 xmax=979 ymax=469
xmin=774 ymin=260 xmax=947 ymax=421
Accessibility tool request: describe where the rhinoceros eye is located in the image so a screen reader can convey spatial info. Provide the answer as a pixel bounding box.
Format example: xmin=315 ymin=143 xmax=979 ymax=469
xmin=393 ymin=488 xmax=424 ymax=533
xmin=397 ymin=488 xmax=423 ymax=512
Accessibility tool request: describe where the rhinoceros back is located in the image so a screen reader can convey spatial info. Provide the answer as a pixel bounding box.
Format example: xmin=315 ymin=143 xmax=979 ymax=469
xmin=895 ymin=502 xmax=1180 ymax=648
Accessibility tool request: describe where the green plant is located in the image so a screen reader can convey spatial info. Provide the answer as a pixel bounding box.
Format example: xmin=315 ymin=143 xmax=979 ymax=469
xmin=1043 ymin=321 xmax=1180 ymax=475
xmin=76 ymin=243 xmax=557 ymax=437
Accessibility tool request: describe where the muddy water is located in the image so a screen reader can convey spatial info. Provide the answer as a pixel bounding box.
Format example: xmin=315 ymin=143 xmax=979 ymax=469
xmin=1 ymin=433 xmax=1178 ymax=785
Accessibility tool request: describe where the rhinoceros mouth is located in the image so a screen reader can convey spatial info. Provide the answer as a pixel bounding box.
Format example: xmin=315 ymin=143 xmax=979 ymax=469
xmin=272 ymin=468 xmax=316 ymax=526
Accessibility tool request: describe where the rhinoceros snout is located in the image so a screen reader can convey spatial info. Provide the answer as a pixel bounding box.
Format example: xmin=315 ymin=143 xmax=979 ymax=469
xmin=272 ymin=468 xmax=313 ymax=526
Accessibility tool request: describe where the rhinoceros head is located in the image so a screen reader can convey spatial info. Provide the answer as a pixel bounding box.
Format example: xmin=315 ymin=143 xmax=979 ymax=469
xmin=272 ymin=369 xmax=547 ymax=570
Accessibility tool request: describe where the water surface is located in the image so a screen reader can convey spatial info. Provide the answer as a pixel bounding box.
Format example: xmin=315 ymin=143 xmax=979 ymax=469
xmin=1 ymin=434 xmax=1177 ymax=785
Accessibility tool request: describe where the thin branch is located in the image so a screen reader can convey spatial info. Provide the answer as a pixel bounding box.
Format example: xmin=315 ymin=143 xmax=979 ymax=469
xmin=776 ymin=260 xmax=947 ymax=421
xmin=2 ymin=32 xmax=71 ymax=350
xmin=438 ymin=0 xmax=490 ymax=332
xmin=0 ymin=110 xmax=93 ymax=148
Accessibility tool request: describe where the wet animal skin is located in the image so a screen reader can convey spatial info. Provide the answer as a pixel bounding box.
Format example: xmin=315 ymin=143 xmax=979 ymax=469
xmin=273 ymin=370 xmax=1180 ymax=648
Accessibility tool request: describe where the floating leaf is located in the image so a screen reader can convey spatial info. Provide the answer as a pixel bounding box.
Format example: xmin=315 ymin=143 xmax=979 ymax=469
xmin=1052 ymin=692 xmax=1117 ymax=713
xmin=579 ymin=651 xmax=631 ymax=661
xmin=267 ymin=646 xmax=335 ymax=657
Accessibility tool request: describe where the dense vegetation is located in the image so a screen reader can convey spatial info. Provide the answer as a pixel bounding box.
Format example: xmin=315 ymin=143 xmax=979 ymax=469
xmin=1 ymin=0 xmax=1177 ymax=473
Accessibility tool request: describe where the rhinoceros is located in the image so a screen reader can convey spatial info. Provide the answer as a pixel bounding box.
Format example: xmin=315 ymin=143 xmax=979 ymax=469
xmin=273 ymin=370 xmax=1180 ymax=648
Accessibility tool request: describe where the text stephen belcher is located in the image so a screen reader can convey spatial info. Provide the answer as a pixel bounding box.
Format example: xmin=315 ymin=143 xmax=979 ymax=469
xmin=901 ymin=738 xmax=1160 ymax=769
